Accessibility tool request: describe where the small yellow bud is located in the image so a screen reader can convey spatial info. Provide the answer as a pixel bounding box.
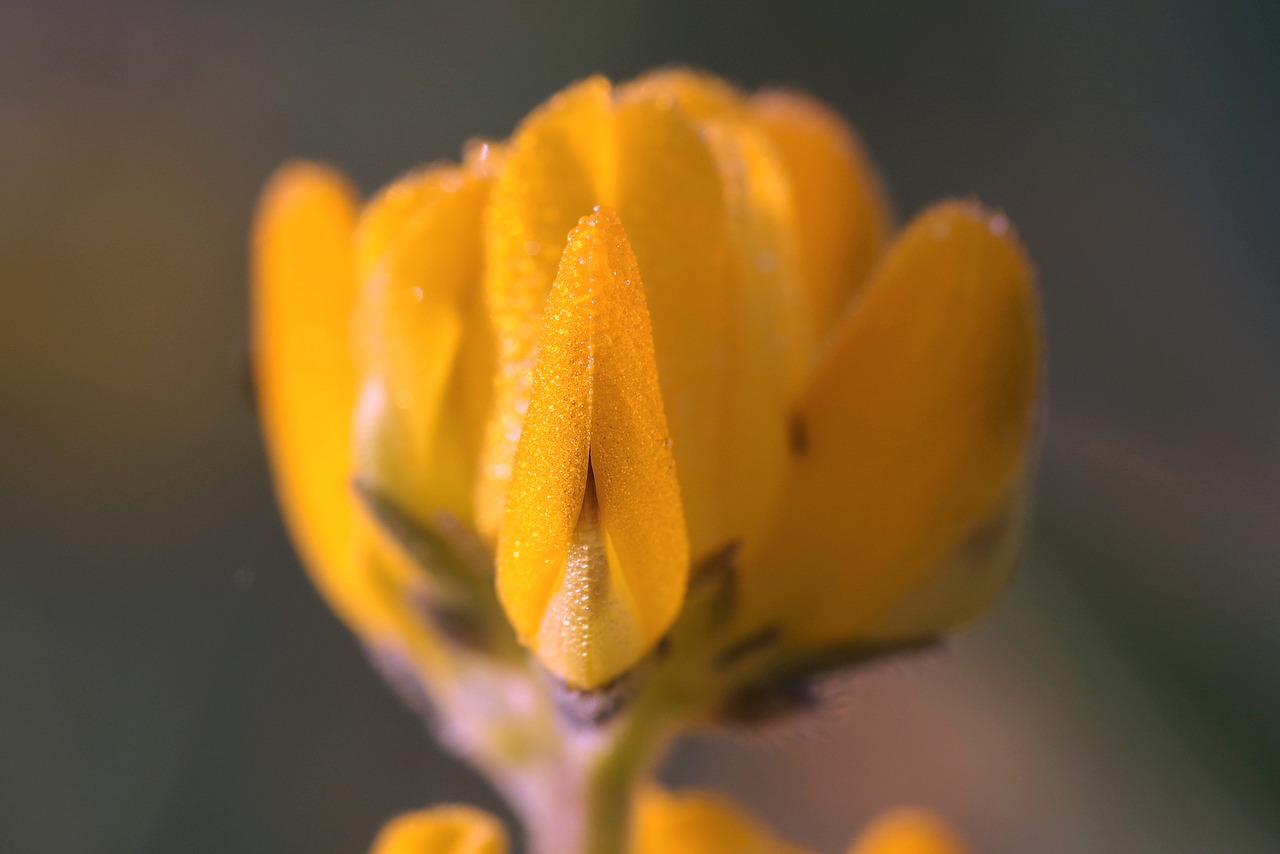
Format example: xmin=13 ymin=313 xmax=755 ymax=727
xmin=633 ymin=787 xmax=812 ymax=854
xmin=368 ymin=806 xmax=506 ymax=854
xmin=847 ymin=808 xmax=968 ymax=854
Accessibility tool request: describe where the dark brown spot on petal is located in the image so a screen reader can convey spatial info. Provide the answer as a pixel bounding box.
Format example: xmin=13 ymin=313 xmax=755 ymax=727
xmin=788 ymin=412 xmax=809 ymax=457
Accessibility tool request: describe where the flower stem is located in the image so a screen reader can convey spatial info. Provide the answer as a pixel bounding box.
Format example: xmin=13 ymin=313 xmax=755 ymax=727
xmin=581 ymin=684 xmax=676 ymax=854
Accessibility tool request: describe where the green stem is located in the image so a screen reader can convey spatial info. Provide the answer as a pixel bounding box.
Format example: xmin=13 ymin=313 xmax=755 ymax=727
xmin=581 ymin=682 xmax=680 ymax=854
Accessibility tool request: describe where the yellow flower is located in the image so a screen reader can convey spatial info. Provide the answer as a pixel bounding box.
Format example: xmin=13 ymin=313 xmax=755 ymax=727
xmin=848 ymin=809 xmax=969 ymax=854
xmin=632 ymin=787 xmax=812 ymax=854
xmin=253 ymin=68 xmax=1039 ymax=691
xmin=633 ymin=790 xmax=969 ymax=854
xmin=368 ymin=805 xmax=506 ymax=854
xmin=366 ymin=794 xmax=965 ymax=854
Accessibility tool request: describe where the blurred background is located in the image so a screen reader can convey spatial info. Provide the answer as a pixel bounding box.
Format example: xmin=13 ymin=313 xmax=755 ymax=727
xmin=2 ymin=1 xmax=1278 ymax=851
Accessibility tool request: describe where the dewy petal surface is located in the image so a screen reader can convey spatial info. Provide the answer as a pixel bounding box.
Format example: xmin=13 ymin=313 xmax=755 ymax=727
xmin=633 ymin=787 xmax=812 ymax=854
xmin=753 ymin=89 xmax=892 ymax=340
xmin=745 ymin=202 xmax=1040 ymax=644
xmin=252 ymin=162 xmax=374 ymax=630
xmin=476 ymin=76 xmax=613 ymax=538
xmin=497 ymin=208 xmax=688 ymax=688
xmin=368 ymin=806 xmax=507 ymax=854
xmin=353 ymin=160 xmax=493 ymax=525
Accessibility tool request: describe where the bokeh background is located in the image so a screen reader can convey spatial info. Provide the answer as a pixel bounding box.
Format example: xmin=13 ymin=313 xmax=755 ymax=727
xmin=3 ymin=1 xmax=1278 ymax=852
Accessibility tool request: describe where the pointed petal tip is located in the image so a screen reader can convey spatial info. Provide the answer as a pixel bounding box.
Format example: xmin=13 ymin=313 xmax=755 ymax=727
xmin=496 ymin=206 xmax=689 ymax=688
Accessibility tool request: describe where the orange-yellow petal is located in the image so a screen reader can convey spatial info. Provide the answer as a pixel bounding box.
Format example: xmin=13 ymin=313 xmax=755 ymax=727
xmin=353 ymin=158 xmax=494 ymax=525
xmin=476 ymin=76 xmax=614 ymax=538
xmin=369 ymin=806 xmax=507 ymax=854
xmin=847 ymin=809 xmax=967 ymax=854
xmin=496 ymin=208 xmax=688 ymax=688
xmin=753 ymin=89 xmax=892 ymax=339
xmin=610 ymin=85 xmax=733 ymax=558
xmin=633 ymin=787 xmax=812 ymax=854
xmin=623 ymin=69 xmax=807 ymax=556
xmin=864 ymin=485 xmax=1027 ymax=641
xmin=745 ymin=201 xmax=1040 ymax=644
xmin=254 ymin=163 xmax=457 ymax=679
xmin=477 ymin=71 xmax=818 ymax=562
xmin=252 ymin=162 xmax=374 ymax=631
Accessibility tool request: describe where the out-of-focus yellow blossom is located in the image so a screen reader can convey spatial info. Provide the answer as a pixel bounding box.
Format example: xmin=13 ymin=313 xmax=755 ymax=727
xmin=368 ymin=805 xmax=506 ymax=854
xmin=633 ymin=787 xmax=811 ymax=854
xmin=254 ymin=69 xmax=1039 ymax=692
xmin=632 ymin=788 xmax=968 ymax=854
xmin=367 ymin=794 xmax=967 ymax=854
xmin=253 ymin=163 xmax=388 ymax=638
xmin=847 ymin=808 xmax=968 ymax=854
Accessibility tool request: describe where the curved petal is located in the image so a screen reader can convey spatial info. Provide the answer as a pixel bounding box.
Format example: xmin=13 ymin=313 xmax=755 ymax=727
xmin=254 ymin=162 xmax=457 ymax=683
xmin=497 ymin=208 xmax=688 ymax=688
xmin=252 ymin=162 xmax=374 ymax=630
xmin=369 ymin=806 xmax=507 ymax=854
xmin=753 ymin=90 xmax=892 ymax=340
xmin=744 ymin=202 xmax=1041 ymax=645
xmin=475 ymin=76 xmax=614 ymax=538
xmin=633 ymin=787 xmax=812 ymax=854
xmin=353 ymin=157 xmax=494 ymax=526
xmin=847 ymin=809 xmax=967 ymax=854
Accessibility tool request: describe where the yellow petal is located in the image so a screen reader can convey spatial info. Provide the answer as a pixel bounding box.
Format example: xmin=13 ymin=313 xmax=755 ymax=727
xmin=496 ymin=208 xmax=688 ymax=688
xmin=847 ymin=809 xmax=967 ymax=854
xmin=353 ymin=157 xmax=494 ymax=526
xmin=475 ymin=76 xmax=614 ymax=538
xmin=610 ymin=85 xmax=732 ymax=558
xmin=753 ymin=90 xmax=892 ymax=339
xmin=863 ymin=485 xmax=1027 ymax=641
xmin=623 ymin=69 xmax=806 ymax=555
xmin=252 ymin=162 xmax=374 ymax=630
xmin=477 ymin=71 xmax=814 ymax=560
xmin=254 ymin=162 xmax=458 ymax=681
xmin=369 ymin=806 xmax=507 ymax=854
xmin=744 ymin=202 xmax=1040 ymax=644
xmin=633 ymin=787 xmax=813 ymax=854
